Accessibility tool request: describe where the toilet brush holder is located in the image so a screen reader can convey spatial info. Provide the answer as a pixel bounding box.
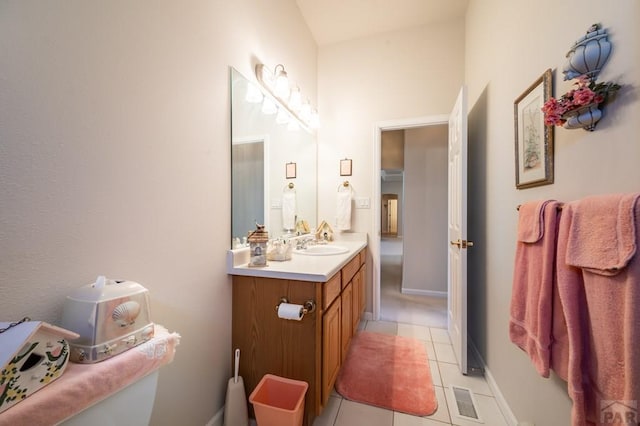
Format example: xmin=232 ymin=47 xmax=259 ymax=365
xmin=224 ymin=349 xmax=249 ymax=426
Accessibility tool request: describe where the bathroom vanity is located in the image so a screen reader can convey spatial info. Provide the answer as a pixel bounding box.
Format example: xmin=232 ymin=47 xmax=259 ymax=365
xmin=228 ymin=237 xmax=367 ymax=426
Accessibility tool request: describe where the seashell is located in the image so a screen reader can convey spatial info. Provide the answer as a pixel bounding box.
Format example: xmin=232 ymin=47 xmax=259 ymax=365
xmin=112 ymin=300 xmax=141 ymax=327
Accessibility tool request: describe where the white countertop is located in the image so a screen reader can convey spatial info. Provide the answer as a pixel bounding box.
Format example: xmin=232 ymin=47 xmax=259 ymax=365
xmin=227 ymin=233 xmax=368 ymax=282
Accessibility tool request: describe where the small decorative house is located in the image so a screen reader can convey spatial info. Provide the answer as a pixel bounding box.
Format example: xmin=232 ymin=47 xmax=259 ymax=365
xmin=315 ymin=220 xmax=334 ymax=242
xmin=0 ymin=320 xmax=79 ymax=414
xmin=247 ymin=223 xmax=269 ymax=267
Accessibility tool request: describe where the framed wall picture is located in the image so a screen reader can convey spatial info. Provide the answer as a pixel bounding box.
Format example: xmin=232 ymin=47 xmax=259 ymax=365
xmin=514 ymin=69 xmax=554 ymax=189
xmin=286 ymin=162 xmax=296 ymax=179
xmin=340 ymin=158 xmax=352 ymax=176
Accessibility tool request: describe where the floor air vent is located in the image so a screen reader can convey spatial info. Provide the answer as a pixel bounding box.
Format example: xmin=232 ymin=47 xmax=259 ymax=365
xmin=451 ymin=385 xmax=482 ymax=422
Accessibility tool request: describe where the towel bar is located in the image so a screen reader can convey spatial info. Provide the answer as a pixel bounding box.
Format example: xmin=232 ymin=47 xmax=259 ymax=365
xmin=516 ymin=203 xmax=563 ymax=211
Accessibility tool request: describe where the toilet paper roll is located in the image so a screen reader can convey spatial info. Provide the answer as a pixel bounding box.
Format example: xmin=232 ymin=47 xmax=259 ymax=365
xmin=277 ymin=303 xmax=304 ymax=321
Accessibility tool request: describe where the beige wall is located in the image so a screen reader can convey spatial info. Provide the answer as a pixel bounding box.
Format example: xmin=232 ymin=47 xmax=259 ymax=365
xmin=465 ymin=1 xmax=640 ymax=424
xmin=317 ymin=18 xmax=465 ymax=312
xmin=4 ymin=1 xmax=638 ymax=425
xmin=403 ymin=125 xmax=448 ymax=294
xmin=0 ymin=1 xmax=316 ymax=424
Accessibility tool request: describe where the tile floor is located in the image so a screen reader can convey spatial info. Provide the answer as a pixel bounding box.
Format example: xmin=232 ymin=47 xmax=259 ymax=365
xmin=307 ymin=238 xmax=510 ymax=425
xmin=312 ymin=319 xmax=509 ymax=426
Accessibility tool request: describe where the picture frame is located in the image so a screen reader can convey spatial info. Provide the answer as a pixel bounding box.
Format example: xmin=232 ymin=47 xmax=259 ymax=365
xmin=285 ymin=162 xmax=296 ymax=179
xmin=340 ymin=158 xmax=352 ymax=176
xmin=514 ymin=69 xmax=554 ymax=189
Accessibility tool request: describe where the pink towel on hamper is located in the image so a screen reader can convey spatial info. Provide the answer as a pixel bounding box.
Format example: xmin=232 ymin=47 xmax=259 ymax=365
xmin=0 ymin=324 xmax=180 ymax=426
xmin=555 ymin=193 xmax=640 ymax=426
xmin=509 ymin=200 xmax=561 ymax=377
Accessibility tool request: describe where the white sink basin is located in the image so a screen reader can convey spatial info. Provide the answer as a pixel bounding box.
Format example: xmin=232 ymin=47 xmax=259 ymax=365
xmin=294 ymin=245 xmax=349 ymax=256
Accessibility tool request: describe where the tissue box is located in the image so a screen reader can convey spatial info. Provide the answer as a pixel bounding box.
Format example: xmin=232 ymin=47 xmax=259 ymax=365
xmin=60 ymin=277 xmax=155 ymax=363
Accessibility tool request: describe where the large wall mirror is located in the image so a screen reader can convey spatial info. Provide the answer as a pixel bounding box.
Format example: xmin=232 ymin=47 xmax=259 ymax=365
xmin=230 ymin=67 xmax=317 ymax=248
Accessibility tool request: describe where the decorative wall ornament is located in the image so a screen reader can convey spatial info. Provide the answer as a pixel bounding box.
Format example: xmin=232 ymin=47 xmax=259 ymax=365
xmin=562 ymin=24 xmax=612 ymax=80
xmin=542 ymin=24 xmax=621 ymax=131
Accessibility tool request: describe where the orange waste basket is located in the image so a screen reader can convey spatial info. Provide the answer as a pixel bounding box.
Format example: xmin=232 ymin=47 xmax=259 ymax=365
xmin=248 ymin=374 xmax=309 ymax=426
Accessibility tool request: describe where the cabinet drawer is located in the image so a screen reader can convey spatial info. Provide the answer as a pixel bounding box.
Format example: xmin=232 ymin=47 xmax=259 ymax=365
xmin=323 ymin=272 xmax=341 ymax=309
xmin=341 ymin=252 xmax=361 ymax=288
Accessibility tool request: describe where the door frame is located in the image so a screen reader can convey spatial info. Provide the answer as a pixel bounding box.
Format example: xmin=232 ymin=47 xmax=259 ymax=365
xmin=372 ymin=115 xmax=449 ymax=321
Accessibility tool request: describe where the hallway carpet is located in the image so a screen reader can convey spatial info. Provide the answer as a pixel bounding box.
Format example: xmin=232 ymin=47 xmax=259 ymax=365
xmin=335 ymin=331 xmax=437 ymax=416
xmin=380 ymin=252 xmax=447 ymax=328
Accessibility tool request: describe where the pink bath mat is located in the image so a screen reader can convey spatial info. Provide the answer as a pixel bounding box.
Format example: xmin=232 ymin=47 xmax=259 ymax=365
xmin=335 ymin=331 xmax=437 ymax=416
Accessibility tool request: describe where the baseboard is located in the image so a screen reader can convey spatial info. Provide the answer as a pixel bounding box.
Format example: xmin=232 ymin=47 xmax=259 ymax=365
xmin=205 ymin=407 xmax=224 ymax=426
xmin=468 ymin=337 xmax=518 ymax=426
xmin=400 ymin=288 xmax=447 ymax=298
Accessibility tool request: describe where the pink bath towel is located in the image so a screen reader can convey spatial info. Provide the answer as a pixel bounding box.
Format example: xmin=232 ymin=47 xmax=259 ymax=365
xmin=566 ymin=193 xmax=638 ymax=274
xmin=555 ymin=193 xmax=640 ymax=426
xmin=510 ymin=200 xmax=561 ymax=377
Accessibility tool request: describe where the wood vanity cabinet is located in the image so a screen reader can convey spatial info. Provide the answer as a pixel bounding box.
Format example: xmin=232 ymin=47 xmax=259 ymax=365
xmin=231 ymin=247 xmax=366 ymax=426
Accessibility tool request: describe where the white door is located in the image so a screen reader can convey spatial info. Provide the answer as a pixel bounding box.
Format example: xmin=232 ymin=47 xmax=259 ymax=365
xmin=447 ymin=86 xmax=470 ymax=374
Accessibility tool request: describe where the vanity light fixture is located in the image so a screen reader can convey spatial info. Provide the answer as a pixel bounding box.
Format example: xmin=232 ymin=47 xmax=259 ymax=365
xmin=245 ymin=82 xmax=263 ymax=103
xmin=261 ymin=97 xmax=277 ymax=115
xmin=289 ymin=86 xmax=302 ymax=110
xmin=273 ymin=64 xmax=290 ymax=99
xmin=287 ymin=120 xmax=300 ymax=131
xmin=276 ymin=108 xmax=290 ymax=125
xmin=255 ymin=63 xmax=319 ymax=131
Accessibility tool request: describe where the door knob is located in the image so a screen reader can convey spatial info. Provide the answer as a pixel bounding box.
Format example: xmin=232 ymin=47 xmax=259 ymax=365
xmin=450 ymin=239 xmax=474 ymax=249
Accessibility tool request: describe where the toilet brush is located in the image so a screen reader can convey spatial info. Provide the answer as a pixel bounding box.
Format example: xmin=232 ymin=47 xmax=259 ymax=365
xmin=223 ymin=348 xmax=249 ymax=426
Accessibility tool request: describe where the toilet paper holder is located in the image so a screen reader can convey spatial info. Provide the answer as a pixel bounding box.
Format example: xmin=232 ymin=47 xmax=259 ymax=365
xmin=275 ymin=297 xmax=316 ymax=318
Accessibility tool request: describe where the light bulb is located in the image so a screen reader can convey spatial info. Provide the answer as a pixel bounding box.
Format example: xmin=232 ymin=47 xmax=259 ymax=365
xmin=300 ymin=101 xmax=311 ymax=122
xmin=276 ymin=108 xmax=290 ymax=125
xmin=274 ymin=65 xmax=290 ymax=99
xmin=289 ymin=87 xmax=302 ymax=111
xmin=261 ymin=97 xmax=277 ymax=115
xmin=287 ymin=120 xmax=300 ymax=131
xmin=245 ymin=83 xmax=263 ymax=103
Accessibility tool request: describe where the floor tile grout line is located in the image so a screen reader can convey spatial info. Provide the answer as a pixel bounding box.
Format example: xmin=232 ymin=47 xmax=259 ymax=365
xmin=435 ymin=360 xmax=454 ymax=426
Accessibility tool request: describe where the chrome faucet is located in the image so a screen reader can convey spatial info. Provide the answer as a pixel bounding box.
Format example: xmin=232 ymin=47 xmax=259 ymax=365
xmin=296 ymin=236 xmax=314 ymax=250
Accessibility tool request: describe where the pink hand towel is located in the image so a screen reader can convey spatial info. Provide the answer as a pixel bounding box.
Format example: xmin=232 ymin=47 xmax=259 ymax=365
xmin=555 ymin=193 xmax=640 ymax=426
xmin=566 ymin=193 xmax=639 ymax=274
xmin=509 ymin=200 xmax=561 ymax=378
xmin=517 ymin=201 xmax=546 ymax=243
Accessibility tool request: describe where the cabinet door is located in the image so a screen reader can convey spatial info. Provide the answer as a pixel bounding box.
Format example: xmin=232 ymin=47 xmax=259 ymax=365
xmin=322 ymin=299 xmax=341 ymax=404
xmin=351 ymin=270 xmax=360 ymax=335
xmin=358 ymin=263 xmax=366 ymax=317
xmin=341 ymin=282 xmax=353 ymax=361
